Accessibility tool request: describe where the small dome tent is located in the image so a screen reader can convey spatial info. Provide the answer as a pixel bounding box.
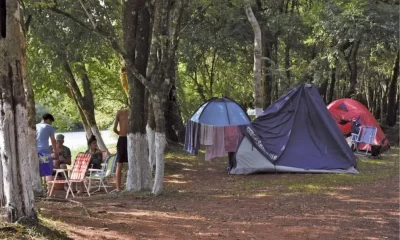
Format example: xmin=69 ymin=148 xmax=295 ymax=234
xmin=328 ymin=98 xmax=389 ymax=151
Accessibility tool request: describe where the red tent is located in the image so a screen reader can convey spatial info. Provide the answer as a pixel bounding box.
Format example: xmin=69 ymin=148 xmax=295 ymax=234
xmin=327 ymin=98 xmax=389 ymax=151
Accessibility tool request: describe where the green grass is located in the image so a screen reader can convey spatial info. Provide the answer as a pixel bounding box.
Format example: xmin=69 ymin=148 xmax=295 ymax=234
xmin=164 ymin=144 xmax=399 ymax=195
xmin=0 ymin=215 xmax=71 ymax=240
xmin=236 ymin=148 xmax=400 ymax=194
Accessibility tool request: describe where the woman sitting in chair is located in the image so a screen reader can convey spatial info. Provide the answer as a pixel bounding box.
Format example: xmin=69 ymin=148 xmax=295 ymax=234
xmin=86 ymin=135 xmax=103 ymax=170
xmin=77 ymin=135 xmax=103 ymax=195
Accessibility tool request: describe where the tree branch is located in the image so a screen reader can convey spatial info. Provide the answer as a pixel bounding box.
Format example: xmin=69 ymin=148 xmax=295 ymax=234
xmin=48 ymin=7 xmax=125 ymax=57
xmin=78 ymin=0 xmax=97 ymax=29
xmin=24 ymin=15 xmax=32 ymax=33
xmin=180 ymin=1 xmax=212 ymax=34
xmin=48 ymin=4 xmax=154 ymax=93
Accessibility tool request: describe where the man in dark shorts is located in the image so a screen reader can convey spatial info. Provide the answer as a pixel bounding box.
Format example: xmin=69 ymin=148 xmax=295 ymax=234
xmin=113 ymin=108 xmax=129 ymax=192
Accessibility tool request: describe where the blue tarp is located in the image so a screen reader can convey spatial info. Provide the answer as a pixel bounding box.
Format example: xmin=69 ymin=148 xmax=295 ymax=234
xmin=242 ymin=84 xmax=357 ymax=171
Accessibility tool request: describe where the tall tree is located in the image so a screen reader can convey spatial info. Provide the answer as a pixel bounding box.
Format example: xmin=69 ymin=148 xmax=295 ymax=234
xmin=386 ymin=51 xmax=399 ymax=126
xmin=243 ymin=0 xmax=263 ymax=116
xmin=20 ymin=3 xmax=43 ymax=196
xmin=123 ymin=0 xmax=152 ymax=191
xmin=0 ymin=0 xmax=37 ymax=223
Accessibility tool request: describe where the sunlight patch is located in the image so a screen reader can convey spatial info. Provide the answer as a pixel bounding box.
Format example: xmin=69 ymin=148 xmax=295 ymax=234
xmin=107 ymin=209 xmax=205 ymax=221
xmin=182 ymin=168 xmax=198 ymax=171
xmin=164 ymin=179 xmax=190 ymax=184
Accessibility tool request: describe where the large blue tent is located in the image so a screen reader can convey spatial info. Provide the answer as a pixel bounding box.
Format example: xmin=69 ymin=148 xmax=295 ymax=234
xmin=230 ymin=84 xmax=358 ymax=174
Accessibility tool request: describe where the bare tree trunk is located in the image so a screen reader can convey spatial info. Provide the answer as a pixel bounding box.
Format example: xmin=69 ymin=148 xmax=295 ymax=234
xmin=63 ymin=62 xmax=108 ymax=152
xmin=263 ymin=36 xmax=273 ymax=108
xmin=77 ymin=64 xmax=108 ymax=151
xmin=284 ymin=39 xmax=291 ymax=85
xmin=367 ymin=81 xmax=374 ymax=111
xmin=328 ymin=67 xmax=337 ymax=103
xmin=147 ymin=98 xmax=156 ymax=169
xmin=273 ymin=36 xmax=279 ymax=100
xmin=135 ymin=0 xmax=152 ymax=190
xmin=0 ymin=0 xmax=36 ymax=223
xmin=151 ymin=93 xmax=167 ymax=194
xmin=345 ymin=40 xmax=361 ymax=97
xmin=319 ymin=78 xmax=329 ymax=104
xmin=243 ymin=0 xmax=263 ymax=116
xmin=124 ymin=0 xmax=152 ymax=191
xmin=386 ymin=51 xmax=399 ymax=126
xmin=165 ymin=55 xmax=185 ymax=143
xmin=373 ymin=86 xmax=380 ymax=118
xmin=147 ymin=0 xmax=186 ymax=194
xmin=380 ymin=86 xmax=384 ymax=123
xmin=19 ymin=14 xmax=43 ymax=197
xmin=0 ymin=156 xmax=4 ymax=207
xmin=395 ymin=88 xmax=399 ymax=123
xmin=165 ymin=90 xmax=186 ymax=143
xmin=67 ymin=88 xmax=92 ymax=138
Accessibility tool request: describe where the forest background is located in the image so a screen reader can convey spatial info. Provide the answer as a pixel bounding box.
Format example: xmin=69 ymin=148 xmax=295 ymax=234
xmin=28 ymin=0 xmax=399 ymax=135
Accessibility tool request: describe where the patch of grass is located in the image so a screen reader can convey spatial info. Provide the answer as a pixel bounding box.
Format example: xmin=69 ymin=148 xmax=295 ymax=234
xmin=0 ymin=215 xmax=71 ymax=240
xmin=234 ymin=149 xmax=399 ymax=194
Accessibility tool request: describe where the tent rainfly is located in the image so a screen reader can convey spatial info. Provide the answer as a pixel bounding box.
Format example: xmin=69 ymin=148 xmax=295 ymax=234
xmin=230 ymin=84 xmax=358 ymax=175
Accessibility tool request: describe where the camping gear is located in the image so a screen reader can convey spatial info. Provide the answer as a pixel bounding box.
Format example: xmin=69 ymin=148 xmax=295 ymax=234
xmin=351 ymin=126 xmax=378 ymax=156
xmin=48 ymin=152 xmax=91 ymax=198
xmin=328 ymin=98 xmax=389 ymax=152
xmin=190 ymin=97 xmax=251 ymax=126
xmin=230 ymin=84 xmax=358 ymax=175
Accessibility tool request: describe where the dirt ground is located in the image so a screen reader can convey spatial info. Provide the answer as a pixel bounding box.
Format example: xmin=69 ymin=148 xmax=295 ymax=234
xmin=32 ymin=144 xmax=400 ymax=240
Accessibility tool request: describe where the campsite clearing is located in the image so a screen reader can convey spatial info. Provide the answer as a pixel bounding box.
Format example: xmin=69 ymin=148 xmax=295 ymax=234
xmin=2 ymin=144 xmax=399 ymax=240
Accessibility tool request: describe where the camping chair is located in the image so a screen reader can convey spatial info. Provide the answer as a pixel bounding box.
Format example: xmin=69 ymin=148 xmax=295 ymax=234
xmin=48 ymin=152 xmax=92 ymax=198
xmin=101 ymin=150 xmax=108 ymax=162
xmin=87 ymin=154 xmax=117 ymax=194
xmin=351 ymin=126 xmax=377 ymax=155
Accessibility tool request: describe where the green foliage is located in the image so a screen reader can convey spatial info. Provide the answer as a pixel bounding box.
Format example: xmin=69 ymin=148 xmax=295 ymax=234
xmin=178 ymin=0 xmax=254 ymax=119
xmin=26 ymin=0 xmax=126 ymax=130
xmin=24 ymin=0 xmax=398 ymax=127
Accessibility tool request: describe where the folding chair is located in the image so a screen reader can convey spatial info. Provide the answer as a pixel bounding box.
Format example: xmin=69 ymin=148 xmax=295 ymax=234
xmin=351 ymin=126 xmax=377 ymax=155
xmin=48 ymin=152 xmax=92 ymax=198
xmin=101 ymin=150 xmax=108 ymax=161
xmin=87 ymin=154 xmax=117 ymax=194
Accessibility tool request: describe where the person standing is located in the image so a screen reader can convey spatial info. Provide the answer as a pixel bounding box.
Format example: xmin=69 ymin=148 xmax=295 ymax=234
xmin=36 ymin=113 xmax=57 ymax=180
xmin=224 ymin=125 xmax=242 ymax=172
xmin=113 ymin=108 xmax=129 ymax=192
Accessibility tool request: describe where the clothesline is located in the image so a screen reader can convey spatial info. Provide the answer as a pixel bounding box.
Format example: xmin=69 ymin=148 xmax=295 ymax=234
xmin=184 ymin=119 xmax=242 ymax=161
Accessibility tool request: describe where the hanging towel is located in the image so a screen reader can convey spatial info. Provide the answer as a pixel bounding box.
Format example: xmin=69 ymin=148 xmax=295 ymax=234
xmin=224 ymin=126 xmax=242 ymax=152
xmin=200 ymin=124 xmax=214 ymax=145
xmin=184 ymin=120 xmax=201 ymax=155
xmin=205 ymin=126 xmax=226 ymax=161
xmin=184 ymin=119 xmax=192 ymax=152
xmin=192 ymin=121 xmax=201 ymax=155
